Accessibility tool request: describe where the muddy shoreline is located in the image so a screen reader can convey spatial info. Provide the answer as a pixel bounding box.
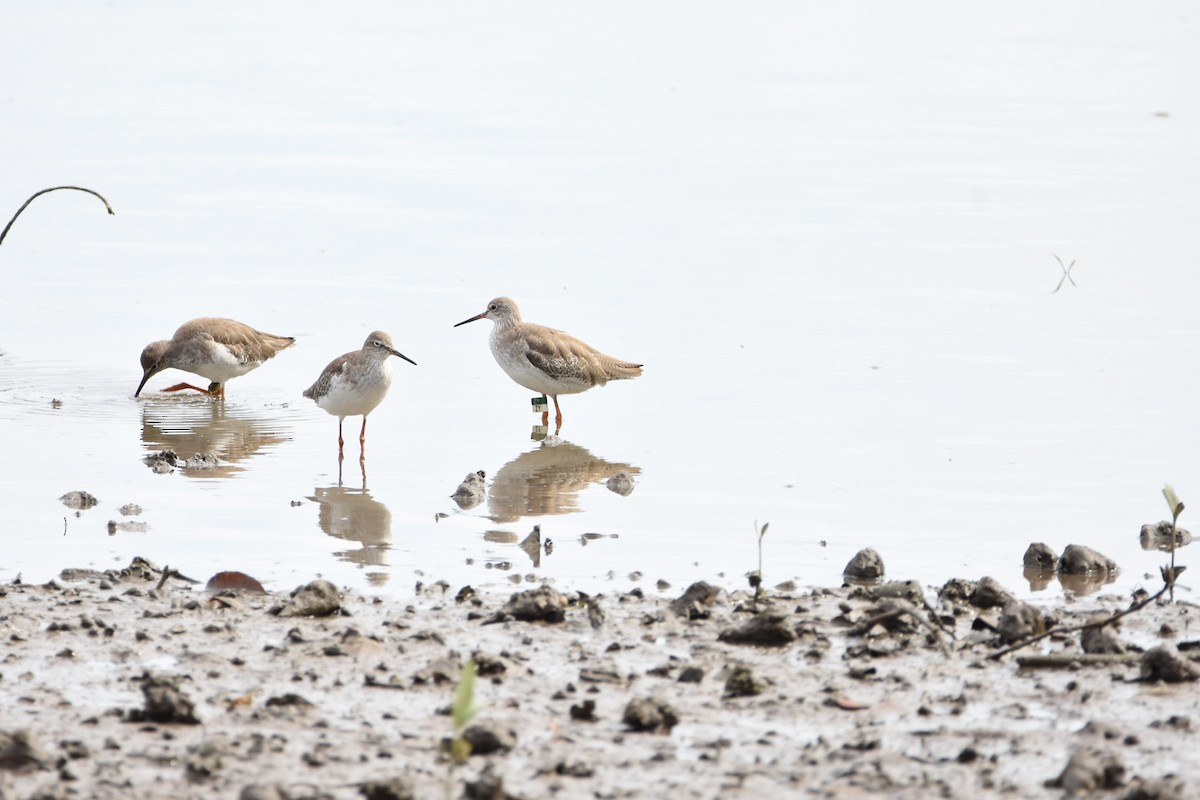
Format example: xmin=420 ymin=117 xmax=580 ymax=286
xmin=0 ymin=563 xmax=1195 ymax=799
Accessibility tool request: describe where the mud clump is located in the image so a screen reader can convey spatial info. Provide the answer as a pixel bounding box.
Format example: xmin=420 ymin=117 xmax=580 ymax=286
xmin=1081 ymin=614 xmax=1126 ymax=654
xmin=843 ymin=547 xmax=884 ymax=581
xmin=0 ymin=729 xmax=51 ymax=773
xmin=605 ymin=472 xmax=635 ymax=496
xmin=1059 ymin=543 xmax=1118 ymax=574
xmin=143 ymin=450 xmax=220 ymax=474
xmin=451 ymin=471 xmax=486 ymax=510
xmin=970 ymin=576 xmax=1015 ymax=609
xmin=1120 ymin=777 xmax=1189 ymax=800
xmin=718 ymin=612 xmax=796 ymax=647
xmin=59 ymin=490 xmax=98 ymax=510
xmin=1048 ymin=748 xmax=1125 ymax=793
xmin=622 ymin=697 xmax=679 ymax=733
xmin=129 ymin=672 xmax=200 ymax=725
xmin=998 ymin=601 xmax=1052 ymax=643
xmin=488 ymin=585 xmax=567 ymax=623
xmin=937 ymin=577 xmax=976 ymax=606
xmin=359 ymin=777 xmax=415 ymax=800
xmin=272 ymin=579 xmax=343 ymax=617
xmin=6 ymin=566 xmax=1200 ymax=799
xmin=669 ymin=581 xmax=722 ymax=619
xmin=1140 ymin=646 xmax=1199 ymax=683
xmin=1140 ymin=521 xmax=1193 ymax=551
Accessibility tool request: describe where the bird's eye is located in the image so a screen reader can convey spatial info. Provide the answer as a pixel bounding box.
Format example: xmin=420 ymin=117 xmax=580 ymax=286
xmin=488 ymin=304 xmax=497 ymax=311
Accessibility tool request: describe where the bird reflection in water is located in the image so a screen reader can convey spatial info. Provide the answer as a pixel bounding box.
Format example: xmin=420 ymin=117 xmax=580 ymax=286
xmin=487 ymin=439 xmax=640 ymax=524
xmin=308 ymin=467 xmax=393 ymax=580
xmin=140 ymin=397 xmax=291 ymax=478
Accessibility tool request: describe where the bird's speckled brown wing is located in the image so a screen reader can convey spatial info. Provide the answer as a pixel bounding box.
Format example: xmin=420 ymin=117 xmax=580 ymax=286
xmin=303 ymin=353 xmax=352 ymax=399
xmin=523 ymin=323 xmax=641 ymax=387
xmin=178 ymin=318 xmax=296 ymax=365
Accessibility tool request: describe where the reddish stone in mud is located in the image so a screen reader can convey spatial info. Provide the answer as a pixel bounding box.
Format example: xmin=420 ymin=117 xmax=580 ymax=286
xmin=205 ymin=571 xmax=266 ymax=594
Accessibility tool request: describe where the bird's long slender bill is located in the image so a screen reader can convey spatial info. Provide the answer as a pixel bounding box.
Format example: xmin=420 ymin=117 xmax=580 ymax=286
xmin=389 ymin=348 xmax=417 ymax=366
xmin=134 ymin=372 xmax=153 ymax=398
xmin=453 ymin=312 xmax=487 ymax=328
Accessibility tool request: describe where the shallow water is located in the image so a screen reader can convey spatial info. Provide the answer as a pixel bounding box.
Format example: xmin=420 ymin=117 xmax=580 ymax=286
xmin=2 ymin=2 xmax=1199 ymax=599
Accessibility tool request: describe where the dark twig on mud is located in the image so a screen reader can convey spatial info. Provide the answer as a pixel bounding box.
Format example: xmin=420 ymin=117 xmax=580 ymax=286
xmin=922 ymin=598 xmax=958 ymax=641
xmin=0 ymin=186 xmax=116 ymax=247
xmin=988 ymin=583 xmax=1170 ymax=661
xmin=1015 ymin=653 xmax=1143 ymax=669
xmin=155 ymin=566 xmax=177 ymax=591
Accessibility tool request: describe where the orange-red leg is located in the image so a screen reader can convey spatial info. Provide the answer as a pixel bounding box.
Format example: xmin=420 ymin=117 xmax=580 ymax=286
xmin=551 ymin=395 xmax=563 ymax=428
xmin=160 ymin=381 xmax=224 ymax=399
xmin=162 ymin=382 xmax=212 ymax=395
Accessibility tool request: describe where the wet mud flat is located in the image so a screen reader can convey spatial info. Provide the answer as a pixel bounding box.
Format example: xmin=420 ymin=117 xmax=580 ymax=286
xmin=0 ymin=566 xmax=1196 ymax=800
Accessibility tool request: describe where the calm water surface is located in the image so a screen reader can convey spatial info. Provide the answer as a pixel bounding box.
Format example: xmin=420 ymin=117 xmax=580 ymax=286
xmin=2 ymin=3 xmax=1199 ymax=600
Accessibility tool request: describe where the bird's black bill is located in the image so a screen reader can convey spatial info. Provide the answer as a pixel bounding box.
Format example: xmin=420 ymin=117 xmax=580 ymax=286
xmin=390 ymin=349 xmax=417 ymax=366
xmin=453 ymin=312 xmax=487 ymax=328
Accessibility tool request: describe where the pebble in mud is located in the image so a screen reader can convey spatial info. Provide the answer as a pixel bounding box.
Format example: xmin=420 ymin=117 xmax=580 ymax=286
xmin=969 ymin=576 xmax=1015 ymax=609
xmin=842 ymin=547 xmax=884 ymax=581
xmin=1022 ymin=542 xmax=1058 ymax=570
xmin=461 ymin=723 xmax=517 ymax=755
xmin=451 ymin=470 xmax=487 ymax=510
xmin=1058 ymin=543 xmax=1118 ymax=575
xmin=622 ymin=697 xmax=680 ymax=733
xmin=605 ymin=471 xmax=635 ymax=496
xmin=58 ymin=491 xmax=98 ymax=510
xmin=722 ymin=664 xmax=767 ymax=698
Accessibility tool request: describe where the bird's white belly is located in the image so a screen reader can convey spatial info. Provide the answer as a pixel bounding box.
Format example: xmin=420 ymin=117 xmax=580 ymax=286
xmin=195 ymin=347 xmax=259 ymax=383
xmin=315 ymin=363 xmax=393 ymax=419
xmin=490 ymin=336 xmax=588 ymax=396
